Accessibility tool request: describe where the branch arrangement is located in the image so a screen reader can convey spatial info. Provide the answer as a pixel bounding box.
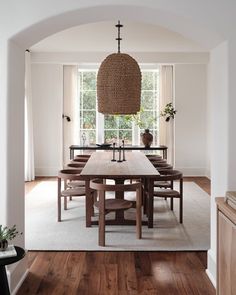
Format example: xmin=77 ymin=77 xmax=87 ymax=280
xmin=0 ymin=225 xmax=22 ymax=241
xmin=160 ymin=102 xmax=177 ymax=122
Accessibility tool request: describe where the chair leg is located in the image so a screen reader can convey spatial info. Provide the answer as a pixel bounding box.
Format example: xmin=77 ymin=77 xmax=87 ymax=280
xmin=64 ymin=179 xmax=72 ymax=201
xmin=99 ymin=190 xmax=105 ymax=246
xmin=170 ymin=198 xmax=174 ymax=210
xmin=85 ymin=180 xmax=93 ymax=227
xmin=92 ymin=191 xmax=97 ymax=217
xmin=64 ymin=196 xmax=67 ymax=210
xmin=136 ymin=187 xmax=142 ymax=239
xmin=57 ymin=178 xmax=61 ymax=222
xmin=147 ymin=179 xmax=154 ymax=228
xmin=180 ymin=178 xmax=183 ymax=223
xmin=180 ymin=197 xmax=183 ymax=223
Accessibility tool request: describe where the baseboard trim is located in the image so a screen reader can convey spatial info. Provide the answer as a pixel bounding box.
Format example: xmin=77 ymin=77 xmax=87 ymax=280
xmin=205 ymin=168 xmax=211 ymax=180
xmin=11 ymin=269 xmax=29 ymax=295
xmin=35 ymin=166 xmax=62 ymax=176
xmin=174 ymin=167 xmax=207 ymax=176
xmin=206 ymin=269 xmax=216 ymax=289
xmin=206 ymin=249 xmax=217 ymax=289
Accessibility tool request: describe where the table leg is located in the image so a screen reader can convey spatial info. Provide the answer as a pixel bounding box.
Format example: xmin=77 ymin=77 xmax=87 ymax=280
xmin=115 ymin=179 xmax=125 ymax=221
xmin=148 ymin=179 xmax=154 ymax=228
xmin=70 ymin=148 xmax=73 ymax=160
xmin=163 ymin=149 xmax=167 ymax=160
xmin=85 ymin=179 xmax=92 ymax=227
xmin=142 ymin=178 xmax=147 ymax=215
xmin=0 ymin=266 xmax=10 ymax=295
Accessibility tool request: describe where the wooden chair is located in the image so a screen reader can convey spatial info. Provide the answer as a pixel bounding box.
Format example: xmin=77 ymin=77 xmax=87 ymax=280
xmin=151 ymin=163 xmax=173 ymax=189
xmin=67 ymin=162 xmax=86 ymax=169
xmin=152 ymin=162 xmax=173 ymax=170
xmin=73 ymin=157 xmax=88 ymax=163
xmin=57 ymin=169 xmax=90 ymax=221
xmin=90 ymin=179 xmax=142 ymax=246
xmin=69 ymin=160 xmax=87 ymax=166
xmin=149 ymin=159 xmax=167 ymax=164
xmin=146 ymin=154 xmax=162 ymax=160
xmin=75 ymin=154 xmax=91 ymax=159
xmin=152 ymin=170 xmax=183 ymax=223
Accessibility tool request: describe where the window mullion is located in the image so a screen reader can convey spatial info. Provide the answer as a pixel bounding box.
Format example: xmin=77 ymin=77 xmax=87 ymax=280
xmin=97 ymin=112 xmax=104 ymax=143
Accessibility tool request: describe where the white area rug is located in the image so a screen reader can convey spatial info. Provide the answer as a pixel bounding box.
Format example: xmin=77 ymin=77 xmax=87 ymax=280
xmin=25 ymin=181 xmax=210 ymax=251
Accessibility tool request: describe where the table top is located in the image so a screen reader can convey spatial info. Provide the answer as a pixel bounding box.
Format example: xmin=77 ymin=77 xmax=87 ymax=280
xmin=70 ymin=145 xmax=167 ymax=150
xmin=0 ymin=246 xmax=25 ymax=266
xmin=80 ymin=151 xmax=159 ymax=179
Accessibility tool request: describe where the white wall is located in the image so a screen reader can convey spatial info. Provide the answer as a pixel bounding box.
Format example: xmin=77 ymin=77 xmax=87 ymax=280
xmin=1 ymin=1 xmax=235 ymax=291
xmin=206 ymin=64 xmax=211 ymax=179
xmin=31 ymin=64 xmax=63 ymax=176
xmin=31 ymin=57 xmax=208 ymax=176
xmin=206 ymin=41 xmax=228 ymax=286
xmin=175 ymin=64 xmax=207 ymax=175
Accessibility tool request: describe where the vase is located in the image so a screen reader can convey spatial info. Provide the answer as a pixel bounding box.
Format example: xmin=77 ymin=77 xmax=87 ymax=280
xmin=0 ymin=239 xmax=8 ymax=251
xmin=141 ymin=129 xmax=153 ymax=148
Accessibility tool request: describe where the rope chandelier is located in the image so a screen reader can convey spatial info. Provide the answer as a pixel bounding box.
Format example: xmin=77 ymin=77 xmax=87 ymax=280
xmin=97 ymin=21 xmax=141 ymax=115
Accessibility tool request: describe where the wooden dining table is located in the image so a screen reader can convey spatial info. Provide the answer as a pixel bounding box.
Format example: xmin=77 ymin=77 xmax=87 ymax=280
xmin=80 ymin=151 xmax=158 ymax=228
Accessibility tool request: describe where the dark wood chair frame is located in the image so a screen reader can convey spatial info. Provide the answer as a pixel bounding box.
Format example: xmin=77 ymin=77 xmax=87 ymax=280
xmin=57 ymin=169 xmax=93 ymax=222
xmin=90 ymin=179 xmax=142 ymax=246
xmin=146 ymin=170 xmax=183 ymax=223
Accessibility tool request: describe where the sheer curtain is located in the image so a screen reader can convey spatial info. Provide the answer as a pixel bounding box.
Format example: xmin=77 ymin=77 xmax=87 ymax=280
xmin=159 ymin=65 xmax=174 ymax=164
xmin=63 ymin=65 xmax=78 ymax=165
xmin=25 ymin=51 xmax=35 ymax=181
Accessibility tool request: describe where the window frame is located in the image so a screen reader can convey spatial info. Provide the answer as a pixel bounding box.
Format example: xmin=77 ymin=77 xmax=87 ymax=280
xmin=77 ymin=65 xmax=160 ymax=146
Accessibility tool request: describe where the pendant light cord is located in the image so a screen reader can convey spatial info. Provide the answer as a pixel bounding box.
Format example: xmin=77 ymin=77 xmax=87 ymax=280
xmin=116 ymin=20 xmax=123 ymax=53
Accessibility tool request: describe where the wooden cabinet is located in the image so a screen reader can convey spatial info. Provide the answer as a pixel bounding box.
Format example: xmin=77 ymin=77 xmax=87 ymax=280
xmin=216 ymin=198 xmax=236 ymax=295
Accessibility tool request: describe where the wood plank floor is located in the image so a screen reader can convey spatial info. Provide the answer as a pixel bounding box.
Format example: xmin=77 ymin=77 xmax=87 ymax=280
xmin=18 ymin=177 xmax=215 ymax=295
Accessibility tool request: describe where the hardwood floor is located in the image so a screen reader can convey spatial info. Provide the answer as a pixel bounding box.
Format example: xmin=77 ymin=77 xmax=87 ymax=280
xmin=18 ymin=177 xmax=215 ymax=295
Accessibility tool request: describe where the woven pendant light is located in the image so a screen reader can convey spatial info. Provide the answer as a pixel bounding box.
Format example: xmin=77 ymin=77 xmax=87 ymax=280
xmin=97 ymin=21 xmax=141 ymax=115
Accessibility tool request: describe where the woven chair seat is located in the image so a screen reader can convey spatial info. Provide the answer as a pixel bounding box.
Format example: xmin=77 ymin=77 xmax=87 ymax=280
xmin=68 ymin=180 xmax=85 ymax=188
xmin=61 ymin=187 xmax=86 ymax=197
xmin=153 ymin=188 xmax=180 ymax=197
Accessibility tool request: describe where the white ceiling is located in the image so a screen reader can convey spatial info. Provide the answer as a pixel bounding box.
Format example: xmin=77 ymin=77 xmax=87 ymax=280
xmin=31 ymin=21 xmax=207 ymax=53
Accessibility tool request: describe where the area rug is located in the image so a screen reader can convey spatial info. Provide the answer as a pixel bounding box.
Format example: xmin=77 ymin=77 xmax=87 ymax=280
xmin=25 ymin=181 xmax=210 ymax=251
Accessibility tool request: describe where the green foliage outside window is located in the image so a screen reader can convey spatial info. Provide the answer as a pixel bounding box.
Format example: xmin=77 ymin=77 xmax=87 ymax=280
xmin=78 ymin=69 xmax=159 ymax=145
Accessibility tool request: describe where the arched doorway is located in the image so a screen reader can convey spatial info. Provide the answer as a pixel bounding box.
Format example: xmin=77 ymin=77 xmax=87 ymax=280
xmin=1 ymin=3 xmax=228 ymax=292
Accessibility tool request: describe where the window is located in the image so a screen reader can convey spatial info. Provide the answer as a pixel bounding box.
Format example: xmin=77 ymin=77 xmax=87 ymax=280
xmin=77 ymin=67 xmax=160 ymax=146
xmin=104 ymin=115 xmax=132 ymax=145
xmin=140 ymin=70 xmax=159 ymax=145
xmin=78 ymin=71 xmax=97 ymax=144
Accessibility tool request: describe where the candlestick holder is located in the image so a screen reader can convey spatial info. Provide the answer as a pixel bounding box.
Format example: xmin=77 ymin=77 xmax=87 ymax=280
xmin=111 ymin=142 xmax=116 ymax=161
xmin=117 ymin=146 xmax=123 ymax=162
xmin=122 ymin=139 xmax=126 ymax=161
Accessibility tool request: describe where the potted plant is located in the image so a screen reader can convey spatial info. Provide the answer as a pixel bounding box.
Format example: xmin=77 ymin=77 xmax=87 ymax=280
xmin=0 ymin=225 xmax=22 ymax=251
xmin=160 ymin=102 xmax=177 ymax=122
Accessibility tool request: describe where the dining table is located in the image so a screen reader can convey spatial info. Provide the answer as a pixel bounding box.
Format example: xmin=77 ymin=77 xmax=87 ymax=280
xmin=80 ymin=151 xmax=159 ymax=228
